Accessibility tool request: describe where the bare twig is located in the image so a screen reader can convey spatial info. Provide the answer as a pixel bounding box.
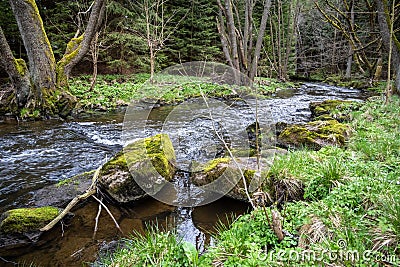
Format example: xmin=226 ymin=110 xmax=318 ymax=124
xmin=92 ymin=195 xmax=123 ymax=235
xmin=93 ymin=196 xmax=103 ymax=239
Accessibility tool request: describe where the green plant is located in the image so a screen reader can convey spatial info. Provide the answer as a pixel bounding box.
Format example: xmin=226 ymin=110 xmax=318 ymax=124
xmin=97 ymin=226 xmax=192 ymax=266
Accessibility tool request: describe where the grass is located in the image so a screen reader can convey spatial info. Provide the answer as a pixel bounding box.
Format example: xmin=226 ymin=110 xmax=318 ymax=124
xmin=94 ymin=225 xmax=196 ymax=267
xmin=69 ymin=74 xmax=294 ymax=111
xmin=95 ymin=93 xmax=400 ymax=266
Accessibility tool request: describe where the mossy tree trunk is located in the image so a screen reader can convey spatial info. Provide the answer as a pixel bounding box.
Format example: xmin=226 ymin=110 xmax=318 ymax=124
xmin=9 ymin=0 xmax=60 ymax=116
xmin=0 ymin=26 xmax=30 ymax=110
xmin=2 ymin=0 xmax=105 ymax=118
xmin=56 ymin=0 xmax=106 ymax=88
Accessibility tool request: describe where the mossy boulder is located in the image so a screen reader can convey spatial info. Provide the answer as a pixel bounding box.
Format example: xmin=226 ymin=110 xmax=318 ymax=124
xmin=192 ymin=157 xmax=267 ymax=201
xmin=278 ymin=120 xmax=351 ymax=150
xmin=98 ymin=134 xmax=176 ymax=203
xmin=309 ymin=99 xmax=354 ymax=121
xmin=0 ymin=206 xmax=60 ymax=234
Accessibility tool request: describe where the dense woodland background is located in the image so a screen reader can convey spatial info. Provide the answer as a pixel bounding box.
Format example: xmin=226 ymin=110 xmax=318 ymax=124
xmin=0 ymin=0 xmax=399 ymax=117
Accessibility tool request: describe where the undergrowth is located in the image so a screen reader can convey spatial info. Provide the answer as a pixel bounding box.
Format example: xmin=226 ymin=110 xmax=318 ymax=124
xmin=96 ymin=94 xmax=400 ymax=266
xmin=69 ymin=74 xmax=293 ymax=111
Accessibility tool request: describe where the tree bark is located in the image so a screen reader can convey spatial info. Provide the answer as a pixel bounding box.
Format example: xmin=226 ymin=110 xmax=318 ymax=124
xmin=376 ymin=0 xmax=400 ymax=95
xmin=9 ymin=0 xmax=57 ymax=110
xmin=0 ymin=26 xmax=30 ymax=108
xmin=3 ymin=0 xmax=105 ymax=118
xmin=249 ymin=0 xmax=272 ymax=81
xmin=57 ymin=0 xmax=106 ymax=87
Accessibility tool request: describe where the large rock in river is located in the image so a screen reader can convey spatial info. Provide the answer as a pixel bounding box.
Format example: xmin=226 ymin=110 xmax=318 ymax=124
xmin=98 ymin=134 xmax=176 ymax=203
xmin=192 ymin=157 xmax=269 ymax=201
xmin=309 ymin=99 xmax=356 ymax=121
xmin=278 ymin=119 xmax=351 ymax=149
xmin=0 ymin=206 xmax=61 ymax=256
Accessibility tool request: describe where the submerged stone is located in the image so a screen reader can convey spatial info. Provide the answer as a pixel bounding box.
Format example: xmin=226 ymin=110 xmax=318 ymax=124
xmin=278 ymin=119 xmax=351 ymax=149
xmin=98 ymin=134 xmax=176 ymax=203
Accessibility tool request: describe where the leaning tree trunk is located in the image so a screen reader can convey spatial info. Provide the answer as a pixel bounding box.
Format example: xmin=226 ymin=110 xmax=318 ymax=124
xmin=57 ymin=0 xmax=106 ymax=87
xmin=9 ymin=0 xmax=60 ymax=114
xmin=376 ymin=0 xmax=400 ymax=95
xmin=5 ymin=0 xmax=106 ymax=118
xmin=0 ymin=26 xmax=30 ymax=109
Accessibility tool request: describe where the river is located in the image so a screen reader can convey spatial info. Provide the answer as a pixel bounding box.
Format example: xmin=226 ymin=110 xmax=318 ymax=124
xmin=0 ymin=83 xmax=372 ymax=266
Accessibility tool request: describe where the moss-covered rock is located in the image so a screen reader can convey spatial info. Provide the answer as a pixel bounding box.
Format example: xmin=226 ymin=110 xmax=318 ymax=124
xmin=192 ymin=157 xmax=267 ymax=201
xmin=309 ymin=99 xmax=354 ymax=121
xmin=98 ymin=134 xmax=176 ymax=203
xmin=278 ymin=120 xmax=351 ymax=150
xmin=0 ymin=206 xmax=60 ymax=234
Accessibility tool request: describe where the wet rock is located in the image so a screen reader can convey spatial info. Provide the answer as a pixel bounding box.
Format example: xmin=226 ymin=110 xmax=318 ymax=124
xmin=278 ymin=119 xmax=351 ymax=150
xmin=30 ymin=171 xmax=94 ymax=208
xmin=309 ymin=99 xmax=355 ymax=121
xmin=0 ymin=206 xmax=61 ymax=257
xmin=0 ymin=206 xmax=60 ymax=235
xmin=98 ymin=134 xmax=176 ymax=203
xmin=192 ymin=157 xmax=270 ymax=201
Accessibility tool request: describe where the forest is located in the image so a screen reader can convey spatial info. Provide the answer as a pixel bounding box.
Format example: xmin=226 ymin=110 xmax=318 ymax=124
xmin=0 ymin=0 xmax=399 ymax=266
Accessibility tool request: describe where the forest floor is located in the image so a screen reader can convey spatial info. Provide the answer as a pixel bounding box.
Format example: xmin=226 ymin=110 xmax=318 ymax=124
xmin=92 ymin=79 xmax=399 ymax=266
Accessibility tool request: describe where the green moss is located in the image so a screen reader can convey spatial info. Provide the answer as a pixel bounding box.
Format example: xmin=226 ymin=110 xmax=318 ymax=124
xmin=57 ymin=170 xmax=95 ymax=187
xmin=279 ymin=120 xmax=351 ymax=149
xmin=203 ymin=158 xmax=231 ymax=173
xmin=310 ymin=100 xmax=352 ymax=118
xmin=0 ymin=206 xmax=60 ymax=234
xmin=56 ymin=35 xmax=84 ymax=87
xmin=14 ymin=59 xmax=28 ymax=76
xmin=101 ymin=134 xmax=176 ymax=181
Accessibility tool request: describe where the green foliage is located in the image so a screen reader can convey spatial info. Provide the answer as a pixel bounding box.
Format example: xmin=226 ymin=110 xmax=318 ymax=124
xmin=165 ymin=0 xmax=221 ymax=63
xmin=96 ymin=82 xmax=400 ymax=267
xmin=96 ymin=227 xmax=192 ymax=266
xmin=202 ymin=209 xmax=297 ymax=266
xmin=70 ymin=74 xmax=292 ymax=110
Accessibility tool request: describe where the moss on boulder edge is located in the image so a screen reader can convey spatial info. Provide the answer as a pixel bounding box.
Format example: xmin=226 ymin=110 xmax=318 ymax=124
xmin=278 ymin=119 xmax=351 ymax=150
xmin=192 ymin=157 xmax=266 ymax=201
xmin=309 ymin=99 xmax=356 ymax=121
xmin=98 ymin=134 xmax=176 ymax=203
xmin=0 ymin=206 xmax=60 ymax=234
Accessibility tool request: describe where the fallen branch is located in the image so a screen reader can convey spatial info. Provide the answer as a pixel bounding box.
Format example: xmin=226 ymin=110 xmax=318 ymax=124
xmin=40 ymin=166 xmax=101 ymax=232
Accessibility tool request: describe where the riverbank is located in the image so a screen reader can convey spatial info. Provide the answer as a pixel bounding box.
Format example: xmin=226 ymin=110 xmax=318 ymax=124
xmin=69 ymin=74 xmax=297 ymax=112
xmin=97 ymin=94 xmax=400 ymax=266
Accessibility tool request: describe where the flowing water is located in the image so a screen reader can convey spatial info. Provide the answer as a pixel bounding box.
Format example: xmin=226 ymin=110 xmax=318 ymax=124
xmin=0 ymin=83 xmax=373 ymax=266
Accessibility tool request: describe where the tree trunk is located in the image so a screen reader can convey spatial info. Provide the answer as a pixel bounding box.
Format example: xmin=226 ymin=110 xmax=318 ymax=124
xmin=57 ymin=0 xmax=106 ymax=87
xmin=345 ymin=47 xmax=353 ymax=79
xmin=249 ymin=0 xmax=272 ymax=81
xmin=0 ymin=26 xmax=30 ymax=108
xmin=4 ymin=0 xmax=105 ymax=118
xmin=150 ymin=47 xmax=155 ymax=83
xmin=376 ymin=0 xmax=400 ymax=95
xmin=9 ymin=0 xmax=57 ymax=111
